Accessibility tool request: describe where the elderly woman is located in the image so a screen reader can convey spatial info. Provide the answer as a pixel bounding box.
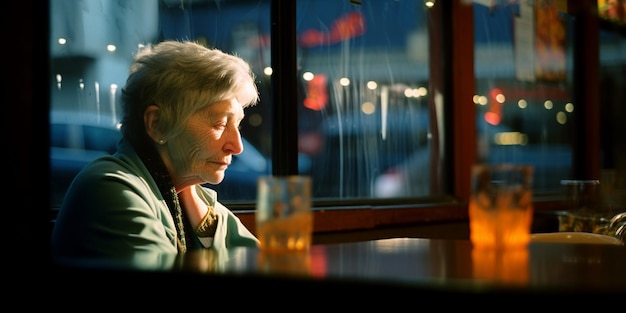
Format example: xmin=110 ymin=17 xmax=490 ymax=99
xmin=51 ymin=41 xmax=260 ymax=262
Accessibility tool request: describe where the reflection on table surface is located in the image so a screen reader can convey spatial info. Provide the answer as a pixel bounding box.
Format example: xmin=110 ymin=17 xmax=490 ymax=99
xmin=50 ymin=237 xmax=626 ymax=296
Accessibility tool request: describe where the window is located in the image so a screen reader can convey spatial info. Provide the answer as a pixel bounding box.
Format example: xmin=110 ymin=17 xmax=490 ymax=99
xmin=49 ymin=0 xmax=623 ymax=234
xmin=472 ymin=0 xmax=625 ymax=206
xmin=473 ymin=1 xmax=575 ymax=194
xmin=296 ymin=1 xmax=431 ymax=199
xmin=49 ymin=0 xmax=435 ymax=207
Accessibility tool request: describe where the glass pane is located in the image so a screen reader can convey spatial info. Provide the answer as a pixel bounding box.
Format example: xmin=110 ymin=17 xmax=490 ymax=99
xmin=296 ymin=0 xmax=431 ymax=199
xmin=473 ymin=1 xmax=574 ymax=194
xmin=49 ymin=0 xmax=434 ymax=206
xmin=599 ymin=22 xmax=626 ymax=209
xmin=49 ymin=0 xmax=272 ymax=206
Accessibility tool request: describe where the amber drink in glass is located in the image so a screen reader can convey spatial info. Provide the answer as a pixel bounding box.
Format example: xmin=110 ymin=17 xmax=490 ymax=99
xmin=469 ymin=164 xmax=534 ymax=249
xmin=256 ymin=176 xmax=313 ymax=253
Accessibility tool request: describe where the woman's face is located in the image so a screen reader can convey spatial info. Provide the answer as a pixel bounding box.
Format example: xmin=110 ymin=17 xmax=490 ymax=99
xmin=165 ymin=98 xmax=245 ymax=188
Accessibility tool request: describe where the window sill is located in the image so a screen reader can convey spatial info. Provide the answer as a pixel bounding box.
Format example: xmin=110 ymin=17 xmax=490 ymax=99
xmin=235 ymin=197 xmax=565 ymax=240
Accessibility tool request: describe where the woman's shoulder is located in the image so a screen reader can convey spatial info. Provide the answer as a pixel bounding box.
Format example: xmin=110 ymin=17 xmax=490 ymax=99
xmin=80 ymin=139 xmax=150 ymax=180
xmin=80 ymin=153 xmax=145 ymax=181
xmin=59 ymin=153 xmax=168 ymax=232
xmin=67 ymin=152 xmax=158 ymax=202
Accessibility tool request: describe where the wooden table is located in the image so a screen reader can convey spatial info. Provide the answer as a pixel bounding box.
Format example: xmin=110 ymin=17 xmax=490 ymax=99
xmin=47 ymin=237 xmax=626 ymax=301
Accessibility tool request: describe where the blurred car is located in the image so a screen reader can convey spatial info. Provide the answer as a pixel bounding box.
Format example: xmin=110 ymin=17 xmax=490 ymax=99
xmin=313 ymin=108 xmax=430 ymax=198
xmin=50 ymin=111 xmax=270 ymax=207
xmin=373 ymin=121 xmax=572 ymax=198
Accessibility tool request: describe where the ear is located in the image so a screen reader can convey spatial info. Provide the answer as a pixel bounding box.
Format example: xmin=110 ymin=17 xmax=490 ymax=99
xmin=144 ymin=105 xmax=164 ymax=144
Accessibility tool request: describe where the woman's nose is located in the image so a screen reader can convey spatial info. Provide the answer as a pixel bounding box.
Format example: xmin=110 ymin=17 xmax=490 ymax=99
xmin=223 ymin=129 xmax=244 ymax=155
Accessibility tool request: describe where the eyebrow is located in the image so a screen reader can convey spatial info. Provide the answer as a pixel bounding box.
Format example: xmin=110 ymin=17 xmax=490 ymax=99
xmin=206 ymin=108 xmax=245 ymax=124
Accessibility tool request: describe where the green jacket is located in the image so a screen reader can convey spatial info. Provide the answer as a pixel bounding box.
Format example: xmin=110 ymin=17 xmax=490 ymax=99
xmin=51 ymin=138 xmax=258 ymax=268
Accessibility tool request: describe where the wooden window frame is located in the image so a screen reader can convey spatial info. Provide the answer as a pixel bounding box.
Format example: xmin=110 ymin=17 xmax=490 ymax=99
xmin=233 ymin=0 xmax=601 ymax=239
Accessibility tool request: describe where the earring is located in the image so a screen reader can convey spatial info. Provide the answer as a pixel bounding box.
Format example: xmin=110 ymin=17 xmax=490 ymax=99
xmin=158 ymin=139 xmax=166 ymax=144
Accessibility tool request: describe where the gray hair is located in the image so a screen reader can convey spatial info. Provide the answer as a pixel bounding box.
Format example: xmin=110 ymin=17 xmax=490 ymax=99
xmin=120 ymin=40 xmax=259 ymax=142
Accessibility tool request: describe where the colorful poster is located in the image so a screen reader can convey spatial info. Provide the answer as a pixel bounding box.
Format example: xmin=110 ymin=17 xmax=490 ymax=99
xmin=598 ymin=0 xmax=626 ymax=24
xmin=535 ymin=0 xmax=567 ymax=82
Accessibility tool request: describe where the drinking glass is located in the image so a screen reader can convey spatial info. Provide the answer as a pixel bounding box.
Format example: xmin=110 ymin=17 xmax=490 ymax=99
xmin=469 ymin=164 xmax=534 ymax=249
xmin=256 ymin=176 xmax=313 ymax=253
xmin=558 ymin=179 xmax=606 ymax=233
